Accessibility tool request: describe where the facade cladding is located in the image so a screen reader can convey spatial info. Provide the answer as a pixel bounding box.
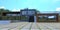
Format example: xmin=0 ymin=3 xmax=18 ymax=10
xmin=2 ymin=8 xmax=59 ymax=22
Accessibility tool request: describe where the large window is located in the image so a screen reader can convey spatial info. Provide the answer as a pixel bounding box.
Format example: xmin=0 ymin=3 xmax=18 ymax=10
xmin=38 ymin=16 xmax=48 ymax=21
xmin=38 ymin=15 xmax=57 ymax=21
xmin=28 ymin=11 xmax=35 ymax=15
xmin=21 ymin=10 xmax=35 ymax=15
xmin=21 ymin=11 xmax=27 ymax=15
xmin=48 ymin=16 xmax=56 ymax=20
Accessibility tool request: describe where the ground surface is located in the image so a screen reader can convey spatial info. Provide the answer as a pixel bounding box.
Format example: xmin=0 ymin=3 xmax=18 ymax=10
xmin=0 ymin=22 xmax=60 ymax=30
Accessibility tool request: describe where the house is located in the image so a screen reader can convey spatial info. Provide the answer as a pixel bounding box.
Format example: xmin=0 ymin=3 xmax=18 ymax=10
xmin=20 ymin=8 xmax=37 ymax=22
xmin=1 ymin=8 xmax=59 ymax=22
xmin=20 ymin=8 xmax=59 ymax=22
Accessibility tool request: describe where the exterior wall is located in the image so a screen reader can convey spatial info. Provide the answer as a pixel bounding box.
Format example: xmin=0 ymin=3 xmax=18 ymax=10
xmin=58 ymin=16 xmax=60 ymax=22
xmin=34 ymin=16 xmax=37 ymax=23
xmin=20 ymin=9 xmax=36 ymax=16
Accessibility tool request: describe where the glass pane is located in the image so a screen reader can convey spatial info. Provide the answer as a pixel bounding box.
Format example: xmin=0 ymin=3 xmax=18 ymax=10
xmin=48 ymin=16 xmax=56 ymax=20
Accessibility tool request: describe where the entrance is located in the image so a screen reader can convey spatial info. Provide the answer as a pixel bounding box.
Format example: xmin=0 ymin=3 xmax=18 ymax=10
xmin=29 ymin=16 xmax=34 ymax=22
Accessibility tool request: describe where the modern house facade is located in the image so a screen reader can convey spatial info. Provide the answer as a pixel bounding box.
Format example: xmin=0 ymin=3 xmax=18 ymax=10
xmin=1 ymin=8 xmax=59 ymax=22
xmin=20 ymin=8 xmax=37 ymax=22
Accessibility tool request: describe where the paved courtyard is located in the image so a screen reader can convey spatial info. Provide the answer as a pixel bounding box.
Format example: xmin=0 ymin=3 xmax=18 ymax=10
xmin=0 ymin=22 xmax=60 ymax=30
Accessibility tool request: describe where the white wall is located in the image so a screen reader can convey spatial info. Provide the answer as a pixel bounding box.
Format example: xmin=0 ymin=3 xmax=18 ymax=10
xmin=34 ymin=16 xmax=36 ymax=23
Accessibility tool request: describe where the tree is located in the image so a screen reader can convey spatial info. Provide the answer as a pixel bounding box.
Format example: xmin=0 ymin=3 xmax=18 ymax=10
xmin=0 ymin=9 xmax=10 ymax=12
xmin=35 ymin=10 xmax=40 ymax=14
xmin=0 ymin=8 xmax=10 ymax=15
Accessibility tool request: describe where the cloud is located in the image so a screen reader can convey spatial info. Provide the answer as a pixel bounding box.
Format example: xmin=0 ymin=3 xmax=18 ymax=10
xmin=0 ymin=6 xmax=5 ymax=9
xmin=56 ymin=8 xmax=60 ymax=11
xmin=11 ymin=8 xmax=20 ymax=12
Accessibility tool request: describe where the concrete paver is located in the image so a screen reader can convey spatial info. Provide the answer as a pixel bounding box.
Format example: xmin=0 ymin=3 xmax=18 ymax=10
xmin=31 ymin=23 xmax=39 ymax=29
xmin=0 ymin=28 xmax=9 ymax=30
xmin=0 ymin=22 xmax=60 ymax=30
xmin=21 ymin=23 xmax=32 ymax=29
xmin=31 ymin=29 xmax=39 ymax=30
xmin=21 ymin=29 xmax=29 ymax=30
xmin=10 ymin=22 xmax=28 ymax=30
xmin=37 ymin=23 xmax=60 ymax=30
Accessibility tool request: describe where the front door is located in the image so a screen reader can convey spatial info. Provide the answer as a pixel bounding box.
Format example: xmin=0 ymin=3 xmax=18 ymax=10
xmin=29 ymin=16 xmax=34 ymax=22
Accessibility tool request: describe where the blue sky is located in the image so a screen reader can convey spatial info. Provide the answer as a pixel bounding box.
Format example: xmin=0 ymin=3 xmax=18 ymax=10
xmin=0 ymin=0 xmax=60 ymax=12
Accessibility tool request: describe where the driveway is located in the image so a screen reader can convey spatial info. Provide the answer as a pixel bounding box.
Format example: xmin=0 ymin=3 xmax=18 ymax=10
xmin=0 ymin=22 xmax=60 ymax=30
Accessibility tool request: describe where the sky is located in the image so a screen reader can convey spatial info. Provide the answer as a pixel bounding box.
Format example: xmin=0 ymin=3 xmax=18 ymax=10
xmin=0 ymin=0 xmax=60 ymax=12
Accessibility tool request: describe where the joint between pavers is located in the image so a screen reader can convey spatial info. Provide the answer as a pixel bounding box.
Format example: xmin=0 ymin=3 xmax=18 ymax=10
xmin=8 ymin=23 xmax=28 ymax=30
xmin=29 ymin=23 xmax=33 ymax=30
xmin=36 ymin=23 xmax=42 ymax=30
xmin=19 ymin=23 xmax=29 ymax=30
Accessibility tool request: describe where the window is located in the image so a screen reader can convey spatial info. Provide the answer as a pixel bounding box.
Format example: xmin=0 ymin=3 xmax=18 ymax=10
xmin=28 ymin=11 xmax=35 ymax=15
xmin=38 ymin=16 xmax=45 ymax=21
xmin=28 ymin=11 xmax=32 ymax=15
xmin=48 ymin=16 xmax=55 ymax=18
xmin=22 ymin=11 xmax=27 ymax=15
xmin=7 ymin=14 xmax=12 ymax=16
xmin=48 ymin=16 xmax=56 ymax=20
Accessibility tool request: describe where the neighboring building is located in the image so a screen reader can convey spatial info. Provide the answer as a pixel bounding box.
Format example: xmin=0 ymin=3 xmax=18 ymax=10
xmin=1 ymin=8 xmax=59 ymax=22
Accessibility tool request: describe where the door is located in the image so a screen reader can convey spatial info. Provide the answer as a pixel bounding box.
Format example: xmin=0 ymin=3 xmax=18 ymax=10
xmin=29 ymin=16 xmax=34 ymax=22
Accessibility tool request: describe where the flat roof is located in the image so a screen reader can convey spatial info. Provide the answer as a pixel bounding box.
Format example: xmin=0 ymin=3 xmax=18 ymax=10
xmin=2 ymin=12 xmax=20 ymax=14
